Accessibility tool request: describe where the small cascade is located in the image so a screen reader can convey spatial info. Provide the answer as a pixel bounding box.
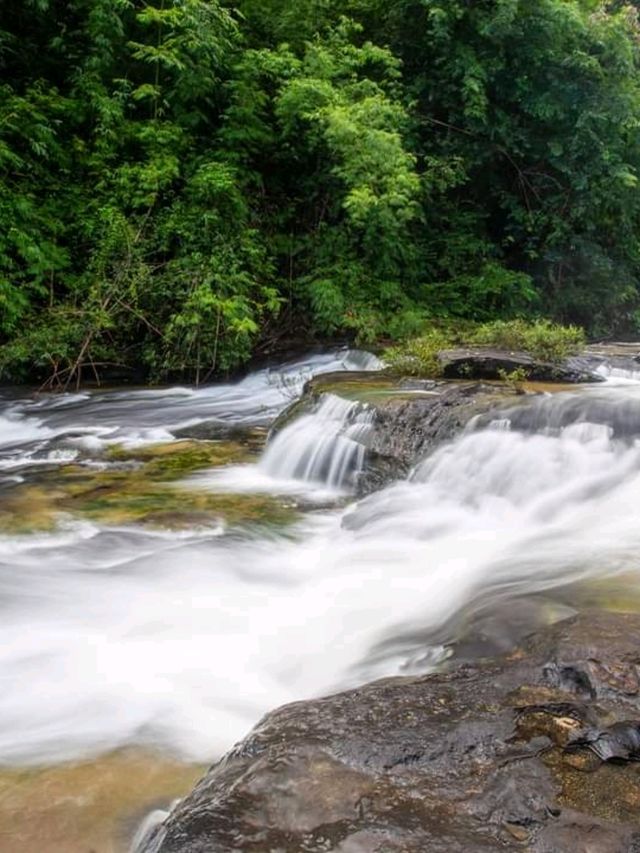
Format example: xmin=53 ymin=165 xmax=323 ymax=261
xmin=130 ymin=809 xmax=169 ymax=853
xmin=472 ymin=384 xmax=640 ymax=441
xmin=487 ymin=418 xmax=512 ymax=432
xmin=259 ymin=393 xmax=374 ymax=490
xmin=596 ymin=362 xmax=640 ymax=384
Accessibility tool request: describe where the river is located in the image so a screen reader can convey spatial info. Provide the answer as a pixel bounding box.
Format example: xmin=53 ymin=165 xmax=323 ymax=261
xmin=0 ymin=349 xmax=639 ymax=851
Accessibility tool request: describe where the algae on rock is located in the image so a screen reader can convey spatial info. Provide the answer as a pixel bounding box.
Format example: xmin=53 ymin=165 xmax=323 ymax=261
xmin=0 ymin=439 xmax=296 ymax=534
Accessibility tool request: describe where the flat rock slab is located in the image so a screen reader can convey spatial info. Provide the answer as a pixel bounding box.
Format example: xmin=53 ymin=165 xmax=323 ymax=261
xmin=586 ymin=342 xmax=640 ymax=360
xmin=141 ymin=612 xmax=640 ymax=852
xmin=438 ymin=348 xmax=605 ymax=383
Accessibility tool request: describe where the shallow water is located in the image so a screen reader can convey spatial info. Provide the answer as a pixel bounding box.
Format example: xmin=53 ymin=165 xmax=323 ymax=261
xmin=1 ymin=352 xmax=640 ymax=849
xmin=0 ymin=750 xmax=203 ymax=853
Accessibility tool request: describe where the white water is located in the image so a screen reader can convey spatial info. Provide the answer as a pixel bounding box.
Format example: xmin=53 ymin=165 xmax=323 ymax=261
xmin=596 ymin=361 xmax=640 ymax=383
xmin=260 ymin=393 xmax=374 ymax=489
xmin=0 ymin=349 xmax=381 ymax=471
xmin=1 ymin=355 xmax=640 ymax=767
xmin=185 ymin=391 xmax=375 ymax=499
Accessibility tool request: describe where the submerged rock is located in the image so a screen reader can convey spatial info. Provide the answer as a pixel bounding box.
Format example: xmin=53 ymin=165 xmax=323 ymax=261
xmin=138 ymin=612 xmax=640 ymax=853
xmin=0 ymin=438 xmax=297 ymax=533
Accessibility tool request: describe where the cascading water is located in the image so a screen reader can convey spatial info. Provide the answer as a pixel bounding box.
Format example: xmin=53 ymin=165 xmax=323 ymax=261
xmin=3 ymin=351 xmax=640 ymax=852
xmin=596 ymin=360 xmax=640 ymax=383
xmin=259 ymin=393 xmax=374 ymax=490
xmin=0 ymin=349 xmax=382 ymax=472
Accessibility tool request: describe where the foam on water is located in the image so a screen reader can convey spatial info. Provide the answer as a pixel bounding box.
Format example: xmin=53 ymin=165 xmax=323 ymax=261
xmin=0 ymin=349 xmax=381 ymax=468
xmin=259 ymin=393 xmax=374 ymax=490
xmin=2 ymin=379 xmax=640 ymax=765
xmin=0 ymin=350 xmax=381 ymax=457
xmin=596 ymin=361 xmax=640 ymax=384
xmin=187 ymin=464 xmax=347 ymax=502
xmin=186 ymin=392 xmax=374 ymax=499
xmin=0 ymin=413 xmax=52 ymax=449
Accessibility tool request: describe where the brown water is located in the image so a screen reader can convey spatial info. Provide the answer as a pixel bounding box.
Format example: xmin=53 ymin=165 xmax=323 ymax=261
xmin=0 ymin=751 xmax=203 ymax=853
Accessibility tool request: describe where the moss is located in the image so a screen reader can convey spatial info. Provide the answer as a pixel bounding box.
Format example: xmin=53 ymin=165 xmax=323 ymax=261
xmin=0 ymin=439 xmax=296 ymax=534
xmin=544 ymin=748 xmax=640 ymax=825
xmin=562 ymin=576 xmax=640 ymax=615
xmin=69 ymin=478 xmax=296 ymax=528
xmin=106 ymin=438 xmax=255 ymax=477
xmin=306 ymin=372 xmax=440 ymax=404
xmin=0 ymin=486 xmax=60 ymax=534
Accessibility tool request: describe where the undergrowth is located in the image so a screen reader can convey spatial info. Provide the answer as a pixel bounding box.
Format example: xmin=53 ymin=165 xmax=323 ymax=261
xmin=384 ymin=320 xmax=586 ymax=378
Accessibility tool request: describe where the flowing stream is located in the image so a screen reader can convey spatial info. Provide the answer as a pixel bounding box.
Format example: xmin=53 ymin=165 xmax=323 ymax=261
xmin=1 ymin=350 xmax=640 ymax=850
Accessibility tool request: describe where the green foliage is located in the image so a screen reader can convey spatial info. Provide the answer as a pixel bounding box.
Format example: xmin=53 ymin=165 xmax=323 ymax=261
xmin=469 ymin=319 xmax=586 ymax=362
xmin=424 ymin=263 xmax=537 ymax=321
xmin=221 ymin=22 xmax=422 ymax=342
xmin=384 ymin=319 xmax=586 ymax=377
xmin=1 ymin=0 xmax=640 ymax=384
xmin=384 ymin=327 xmax=454 ymax=377
xmin=379 ymin=0 xmax=640 ymax=330
xmin=497 ymin=367 xmax=529 ymax=394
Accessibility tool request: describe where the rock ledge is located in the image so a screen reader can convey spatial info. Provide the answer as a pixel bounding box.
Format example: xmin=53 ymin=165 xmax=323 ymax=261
xmin=140 ymin=612 xmax=640 ymax=853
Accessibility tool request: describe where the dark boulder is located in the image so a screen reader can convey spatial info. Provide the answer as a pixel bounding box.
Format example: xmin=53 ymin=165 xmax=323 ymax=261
xmin=139 ymin=612 xmax=640 ymax=853
xmin=438 ymin=348 xmax=605 ymax=383
xmin=359 ymin=379 xmax=516 ymax=492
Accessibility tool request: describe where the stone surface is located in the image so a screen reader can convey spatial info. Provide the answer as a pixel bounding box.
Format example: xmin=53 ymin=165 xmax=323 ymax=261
xmin=359 ymin=379 xmax=516 ymax=492
xmin=296 ymin=372 xmax=520 ymax=494
xmin=585 ymin=342 xmax=640 ymax=361
xmin=438 ymin=347 xmax=605 ymax=383
xmin=140 ymin=612 xmax=640 ymax=853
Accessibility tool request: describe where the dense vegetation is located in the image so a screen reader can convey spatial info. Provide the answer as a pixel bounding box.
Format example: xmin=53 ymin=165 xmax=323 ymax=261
xmin=2 ymin=0 xmax=640 ymax=385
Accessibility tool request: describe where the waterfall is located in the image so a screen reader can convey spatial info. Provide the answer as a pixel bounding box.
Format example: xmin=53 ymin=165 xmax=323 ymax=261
xmin=259 ymin=393 xmax=374 ymax=490
xmin=6 ymin=353 xmax=640 ymax=779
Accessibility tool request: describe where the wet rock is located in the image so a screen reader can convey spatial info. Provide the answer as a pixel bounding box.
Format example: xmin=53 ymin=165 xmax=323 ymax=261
xmin=585 ymin=342 xmax=640 ymax=362
xmin=359 ymin=380 xmax=516 ymax=493
xmin=139 ymin=612 xmax=640 ymax=853
xmin=438 ymin=348 xmax=604 ymax=383
xmin=568 ymin=721 xmax=640 ymax=762
xmin=293 ymin=372 xmax=519 ymax=494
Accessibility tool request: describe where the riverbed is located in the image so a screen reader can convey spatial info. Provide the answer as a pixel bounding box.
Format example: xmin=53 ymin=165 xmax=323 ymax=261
xmin=1 ymin=350 xmax=640 ymax=850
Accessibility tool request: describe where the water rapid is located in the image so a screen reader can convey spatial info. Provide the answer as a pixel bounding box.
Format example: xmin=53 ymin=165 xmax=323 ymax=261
xmin=259 ymin=394 xmax=374 ymax=489
xmin=1 ymin=354 xmax=640 ymax=771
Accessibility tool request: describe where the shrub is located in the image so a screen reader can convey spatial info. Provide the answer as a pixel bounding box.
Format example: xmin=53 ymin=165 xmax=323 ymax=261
xmin=469 ymin=319 xmax=586 ymax=362
xmin=384 ymin=319 xmax=586 ymax=377
xmin=384 ymin=327 xmax=454 ymax=376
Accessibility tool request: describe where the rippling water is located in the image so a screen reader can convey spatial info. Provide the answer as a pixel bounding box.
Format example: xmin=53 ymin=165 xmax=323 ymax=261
xmin=2 ymin=351 xmax=640 ymax=848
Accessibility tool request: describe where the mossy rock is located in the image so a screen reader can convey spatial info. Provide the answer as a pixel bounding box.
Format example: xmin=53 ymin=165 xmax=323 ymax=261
xmin=106 ymin=437 xmax=259 ymax=476
xmin=0 ymin=438 xmax=296 ymax=534
xmin=0 ymin=486 xmax=61 ymax=534
xmin=69 ymin=480 xmax=296 ymax=529
xmin=270 ymin=371 xmax=439 ymax=439
xmin=306 ymin=370 xmax=438 ymax=403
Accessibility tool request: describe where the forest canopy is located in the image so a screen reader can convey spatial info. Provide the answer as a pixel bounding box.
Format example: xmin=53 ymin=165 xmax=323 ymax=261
xmin=2 ymin=0 xmax=640 ymax=384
